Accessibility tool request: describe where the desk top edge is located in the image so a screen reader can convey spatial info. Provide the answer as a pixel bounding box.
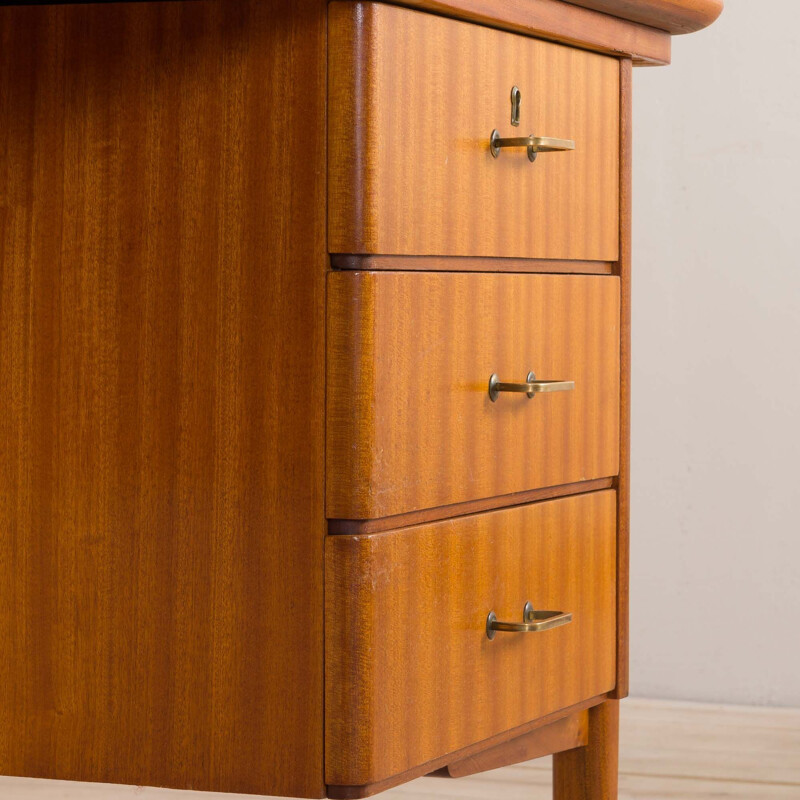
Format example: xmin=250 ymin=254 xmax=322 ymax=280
xmin=564 ymin=0 xmax=723 ymax=35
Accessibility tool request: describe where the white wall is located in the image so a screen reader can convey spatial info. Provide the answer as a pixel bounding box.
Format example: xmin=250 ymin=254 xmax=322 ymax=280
xmin=630 ymin=0 xmax=800 ymax=707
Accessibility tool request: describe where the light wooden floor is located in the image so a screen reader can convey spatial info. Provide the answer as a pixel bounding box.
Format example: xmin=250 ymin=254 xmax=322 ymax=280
xmin=1 ymin=699 xmax=798 ymax=799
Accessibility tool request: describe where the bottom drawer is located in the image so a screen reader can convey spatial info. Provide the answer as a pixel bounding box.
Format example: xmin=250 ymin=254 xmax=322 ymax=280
xmin=325 ymin=490 xmax=617 ymax=788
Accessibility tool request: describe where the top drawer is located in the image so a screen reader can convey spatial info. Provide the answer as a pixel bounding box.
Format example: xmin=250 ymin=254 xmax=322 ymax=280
xmin=328 ymin=2 xmax=620 ymax=262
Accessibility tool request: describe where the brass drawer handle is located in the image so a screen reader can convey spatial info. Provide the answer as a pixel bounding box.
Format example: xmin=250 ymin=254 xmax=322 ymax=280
xmin=488 ymin=372 xmax=575 ymax=402
xmin=490 ymin=129 xmax=575 ymax=162
xmin=486 ymin=602 xmax=573 ymax=640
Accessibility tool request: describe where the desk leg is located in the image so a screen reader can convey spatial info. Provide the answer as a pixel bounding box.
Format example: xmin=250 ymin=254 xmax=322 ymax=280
xmin=553 ymin=699 xmax=619 ymax=800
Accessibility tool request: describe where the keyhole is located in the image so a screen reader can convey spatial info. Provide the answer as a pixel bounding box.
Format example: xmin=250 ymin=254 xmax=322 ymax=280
xmin=511 ymin=86 xmax=521 ymax=127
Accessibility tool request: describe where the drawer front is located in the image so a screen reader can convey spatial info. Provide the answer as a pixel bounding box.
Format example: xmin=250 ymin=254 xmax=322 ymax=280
xmin=329 ymin=2 xmax=620 ymax=261
xmin=325 ymin=490 xmax=617 ymax=787
xmin=327 ymin=272 xmax=620 ymax=520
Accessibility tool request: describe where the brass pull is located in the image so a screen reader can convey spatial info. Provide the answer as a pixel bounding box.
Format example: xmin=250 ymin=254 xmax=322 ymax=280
xmin=488 ymin=372 xmax=575 ymax=402
xmin=486 ymin=602 xmax=573 ymax=640
xmin=490 ymin=129 xmax=575 ymax=162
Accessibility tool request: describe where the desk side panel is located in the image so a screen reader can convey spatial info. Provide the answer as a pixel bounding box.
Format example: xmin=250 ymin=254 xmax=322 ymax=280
xmin=0 ymin=2 xmax=326 ymax=795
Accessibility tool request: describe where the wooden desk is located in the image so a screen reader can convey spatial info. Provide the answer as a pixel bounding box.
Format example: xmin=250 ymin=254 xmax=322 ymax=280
xmin=0 ymin=1 xmax=721 ymax=797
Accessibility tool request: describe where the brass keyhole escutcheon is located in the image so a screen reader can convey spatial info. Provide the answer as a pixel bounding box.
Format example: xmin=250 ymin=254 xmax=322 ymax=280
xmin=511 ymin=85 xmax=521 ymax=127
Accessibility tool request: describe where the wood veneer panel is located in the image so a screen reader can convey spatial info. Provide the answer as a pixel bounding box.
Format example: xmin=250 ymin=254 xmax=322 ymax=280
xmin=612 ymin=57 xmax=633 ymax=701
xmin=325 ymin=490 xmax=618 ymax=787
xmin=327 ymin=695 xmax=607 ymax=799
xmin=443 ymin=710 xmax=589 ymax=777
xmin=0 ymin=2 xmax=326 ymax=796
xmin=566 ymin=0 xmax=723 ymax=34
xmin=329 ymin=2 xmax=620 ymax=261
xmin=327 ymin=271 xmax=620 ymax=519
xmin=395 ymin=0 xmax=671 ymax=64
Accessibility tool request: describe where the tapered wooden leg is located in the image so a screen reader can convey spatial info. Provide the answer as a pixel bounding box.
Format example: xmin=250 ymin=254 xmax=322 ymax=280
xmin=553 ymin=700 xmax=619 ymax=800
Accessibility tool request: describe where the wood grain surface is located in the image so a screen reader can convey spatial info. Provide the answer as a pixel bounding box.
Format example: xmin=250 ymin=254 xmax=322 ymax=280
xmin=396 ymin=0 xmax=671 ymax=64
xmin=554 ymin=700 xmax=620 ymax=799
xmin=443 ymin=710 xmax=589 ymax=777
xmin=612 ymin=58 xmax=633 ymax=701
xmin=0 ymin=1 xmax=326 ymax=796
xmin=327 ymin=271 xmax=620 ymax=519
xmin=565 ymin=0 xmax=723 ymax=34
xmin=327 ymin=695 xmax=608 ymax=800
xmin=325 ymin=490 xmax=617 ymax=788
xmin=329 ymin=2 xmax=620 ymax=261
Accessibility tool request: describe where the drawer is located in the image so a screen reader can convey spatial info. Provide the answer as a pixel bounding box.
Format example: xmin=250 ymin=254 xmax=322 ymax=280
xmin=329 ymin=2 xmax=620 ymax=262
xmin=327 ymin=272 xmax=620 ymax=520
xmin=325 ymin=490 xmax=617 ymax=788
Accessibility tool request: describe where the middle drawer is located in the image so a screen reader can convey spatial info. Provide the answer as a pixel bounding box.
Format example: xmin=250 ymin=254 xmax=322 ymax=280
xmin=327 ymin=271 xmax=620 ymax=520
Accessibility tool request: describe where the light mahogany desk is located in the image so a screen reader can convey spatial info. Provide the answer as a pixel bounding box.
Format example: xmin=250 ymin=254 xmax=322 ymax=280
xmin=0 ymin=1 xmax=721 ymax=797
